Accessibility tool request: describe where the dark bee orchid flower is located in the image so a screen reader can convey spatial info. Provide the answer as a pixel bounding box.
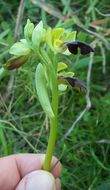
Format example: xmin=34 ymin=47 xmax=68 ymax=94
xmin=63 ymin=41 xmax=94 ymax=55
xmin=58 ymin=76 xmax=86 ymax=92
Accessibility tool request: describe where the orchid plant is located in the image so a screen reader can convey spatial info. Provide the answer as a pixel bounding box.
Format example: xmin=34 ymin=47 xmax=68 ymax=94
xmin=6 ymin=20 xmax=94 ymax=171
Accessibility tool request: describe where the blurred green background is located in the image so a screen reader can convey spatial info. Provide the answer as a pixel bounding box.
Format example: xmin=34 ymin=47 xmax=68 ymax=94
xmin=0 ymin=0 xmax=110 ymax=189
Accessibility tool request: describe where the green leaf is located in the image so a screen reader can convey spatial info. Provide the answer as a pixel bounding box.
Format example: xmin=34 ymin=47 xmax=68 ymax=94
xmin=91 ymin=149 xmax=110 ymax=171
xmin=93 ymin=183 xmax=110 ymax=190
xmin=57 ymin=62 xmax=68 ymax=72
xmin=0 ymin=124 xmax=9 ymax=155
xmin=0 ymin=68 xmax=9 ymax=80
xmin=0 ymin=29 xmax=10 ymax=39
xmin=35 ymin=63 xmax=54 ymax=119
xmin=73 ymin=56 xmax=102 ymax=70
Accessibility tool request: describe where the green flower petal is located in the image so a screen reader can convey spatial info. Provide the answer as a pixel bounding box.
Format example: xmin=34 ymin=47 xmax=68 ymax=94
xmin=52 ymin=28 xmax=65 ymax=40
xmin=65 ymin=31 xmax=77 ymax=42
xmin=57 ymin=62 xmax=68 ymax=72
xmin=58 ymin=71 xmax=74 ymax=77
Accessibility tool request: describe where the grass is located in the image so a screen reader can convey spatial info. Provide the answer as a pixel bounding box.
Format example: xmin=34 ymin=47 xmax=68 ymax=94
xmin=0 ymin=0 xmax=110 ymax=189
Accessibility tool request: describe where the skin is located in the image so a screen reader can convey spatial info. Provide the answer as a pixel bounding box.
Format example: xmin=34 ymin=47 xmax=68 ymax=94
xmin=0 ymin=154 xmax=61 ymax=190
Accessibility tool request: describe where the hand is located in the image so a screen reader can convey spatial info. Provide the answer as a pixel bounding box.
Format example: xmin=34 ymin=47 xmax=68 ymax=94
xmin=0 ymin=154 xmax=61 ymax=190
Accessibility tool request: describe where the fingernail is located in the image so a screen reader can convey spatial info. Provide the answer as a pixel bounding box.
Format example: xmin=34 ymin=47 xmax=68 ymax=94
xmin=16 ymin=170 xmax=56 ymax=190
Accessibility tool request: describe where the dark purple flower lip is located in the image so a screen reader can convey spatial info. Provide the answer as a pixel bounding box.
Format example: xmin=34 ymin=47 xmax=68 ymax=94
xmin=63 ymin=41 xmax=94 ymax=55
xmin=58 ymin=76 xmax=86 ymax=92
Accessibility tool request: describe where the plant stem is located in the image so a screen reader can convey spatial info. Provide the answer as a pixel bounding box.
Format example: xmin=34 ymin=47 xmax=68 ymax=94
xmin=43 ymin=73 xmax=58 ymax=171
xmin=40 ymin=49 xmax=59 ymax=171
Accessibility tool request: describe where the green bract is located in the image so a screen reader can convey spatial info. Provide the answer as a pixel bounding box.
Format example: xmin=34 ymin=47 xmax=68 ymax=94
xmin=35 ymin=63 xmax=54 ymax=119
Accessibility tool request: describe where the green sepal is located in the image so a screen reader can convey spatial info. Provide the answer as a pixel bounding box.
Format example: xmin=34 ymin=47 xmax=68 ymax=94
xmin=9 ymin=41 xmax=31 ymax=56
xmin=57 ymin=62 xmax=68 ymax=72
xmin=57 ymin=71 xmax=74 ymax=77
xmin=32 ymin=21 xmax=46 ymax=49
xmin=65 ymin=31 xmax=77 ymax=42
xmin=24 ymin=19 xmax=34 ymax=42
xmin=45 ymin=27 xmax=53 ymax=51
xmin=35 ymin=63 xmax=54 ymax=119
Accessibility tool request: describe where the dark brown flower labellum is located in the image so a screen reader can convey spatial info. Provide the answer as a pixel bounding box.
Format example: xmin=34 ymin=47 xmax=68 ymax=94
xmin=63 ymin=41 xmax=94 ymax=55
xmin=58 ymin=76 xmax=86 ymax=91
xmin=7 ymin=55 xmax=29 ymax=70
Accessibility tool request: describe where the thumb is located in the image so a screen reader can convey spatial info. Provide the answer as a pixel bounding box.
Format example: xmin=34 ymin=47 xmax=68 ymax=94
xmin=16 ymin=170 xmax=56 ymax=190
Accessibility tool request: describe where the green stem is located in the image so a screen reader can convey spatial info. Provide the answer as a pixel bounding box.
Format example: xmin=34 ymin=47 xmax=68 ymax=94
xmin=43 ymin=115 xmax=57 ymax=170
xmin=43 ymin=67 xmax=58 ymax=171
xmin=39 ymin=49 xmax=59 ymax=171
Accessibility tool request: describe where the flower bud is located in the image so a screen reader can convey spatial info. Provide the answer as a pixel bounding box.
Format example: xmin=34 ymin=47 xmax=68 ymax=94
xmin=6 ymin=55 xmax=29 ymax=70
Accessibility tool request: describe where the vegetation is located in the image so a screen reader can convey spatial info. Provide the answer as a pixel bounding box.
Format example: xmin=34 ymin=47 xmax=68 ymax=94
xmin=0 ymin=0 xmax=110 ymax=189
